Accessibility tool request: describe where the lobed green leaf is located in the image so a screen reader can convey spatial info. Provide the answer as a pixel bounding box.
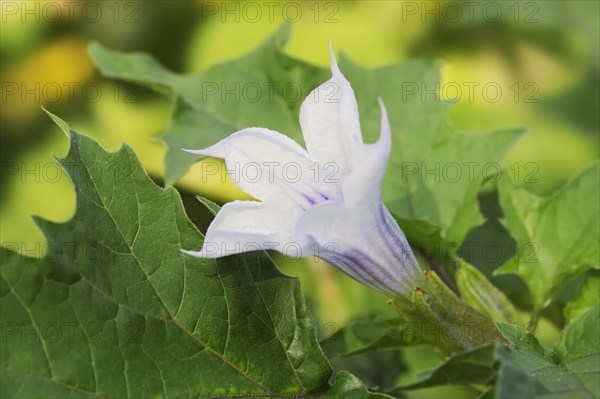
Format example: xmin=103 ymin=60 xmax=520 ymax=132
xmin=0 ymin=113 xmax=389 ymax=399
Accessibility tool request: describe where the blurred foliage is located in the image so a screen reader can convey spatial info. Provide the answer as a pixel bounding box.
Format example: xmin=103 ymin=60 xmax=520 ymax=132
xmin=1 ymin=1 xmax=598 ymax=396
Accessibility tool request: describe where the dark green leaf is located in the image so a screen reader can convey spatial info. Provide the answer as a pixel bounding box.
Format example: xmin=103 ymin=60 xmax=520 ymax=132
xmin=0 ymin=114 xmax=389 ymax=398
xmin=496 ymin=162 xmax=600 ymax=310
xmin=495 ymin=306 xmax=600 ymax=399
xmin=324 ymin=371 xmax=393 ymax=399
xmin=196 ymin=195 xmax=221 ymax=217
xmin=321 ymin=317 xmax=416 ymax=358
xmin=564 ymin=270 xmax=600 ymax=324
xmin=392 ymin=344 xmax=496 ymax=392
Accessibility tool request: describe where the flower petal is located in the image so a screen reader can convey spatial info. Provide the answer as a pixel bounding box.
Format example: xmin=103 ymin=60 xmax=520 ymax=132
xmin=183 ymin=128 xmax=337 ymax=208
xmin=183 ymin=200 xmax=307 ymax=258
xmin=299 ymin=45 xmax=362 ymax=173
xmin=296 ymin=201 xmax=419 ymax=297
xmin=342 ymin=98 xmax=392 ymax=210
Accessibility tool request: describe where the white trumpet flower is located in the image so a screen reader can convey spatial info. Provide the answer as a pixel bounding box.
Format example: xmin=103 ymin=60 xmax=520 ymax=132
xmin=182 ymin=47 xmax=423 ymax=299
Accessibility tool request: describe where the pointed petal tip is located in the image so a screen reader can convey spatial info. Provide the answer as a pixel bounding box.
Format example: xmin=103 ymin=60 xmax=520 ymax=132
xmin=377 ymin=97 xmax=392 ymax=145
xmin=180 ymin=248 xmax=204 ymax=258
xmin=328 ymin=41 xmax=340 ymax=75
xmin=377 ymin=98 xmax=388 ymax=120
xmin=328 ymin=40 xmax=334 ymax=58
xmin=181 ymin=148 xmax=205 ymax=155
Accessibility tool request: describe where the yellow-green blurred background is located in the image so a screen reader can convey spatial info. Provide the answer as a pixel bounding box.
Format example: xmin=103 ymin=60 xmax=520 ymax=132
xmin=1 ymin=1 xmax=598 ymax=396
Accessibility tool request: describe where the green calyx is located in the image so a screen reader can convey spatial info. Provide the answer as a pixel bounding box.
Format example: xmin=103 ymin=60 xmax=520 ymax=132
xmin=389 ymin=269 xmax=500 ymax=356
